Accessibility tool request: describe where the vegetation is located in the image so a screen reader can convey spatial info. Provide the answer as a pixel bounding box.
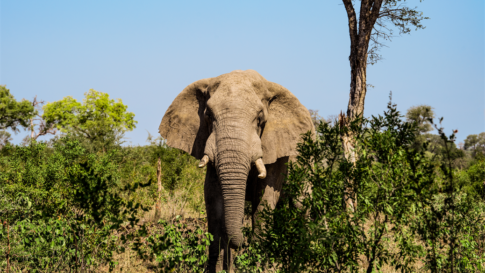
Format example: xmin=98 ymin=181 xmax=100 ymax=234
xmin=308 ymin=109 xmax=326 ymax=129
xmin=464 ymin=132 xmax=485 ymax=158
xmin=339 ymin=0 xmax=429 ymax=186
xmin=0 ymin=138 xmax=148 ymax=271
xmin=1 ymin=88 xmax=484 ymax=272
xmin=43 ymin=90 xmax=137 ymax=152
xmin=0 ymin=86 xmax=36 ymax=144
xmin=405 ymin=105 xmax=468 ymax=169
xmin=239 ymin=100 xmax=485 ymax=272
xmin=0 ymin=131 xmax=12 ymax=148
xmin=25 ymin=96 xmax=57 ymax=142
xmin=406 ymin=105 xmax=435 ymax=134
xmin=0 ymin=90 xmax=209 ymax=272
xmin=0 ymin=85 xmax=36 ymax=132
xmin=341 ymin=0 xmax=428 ymax=121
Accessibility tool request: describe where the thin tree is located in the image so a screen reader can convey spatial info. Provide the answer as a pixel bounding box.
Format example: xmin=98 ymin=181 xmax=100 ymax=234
xmin=28 ymin=96 xmax=57 ymax=140
xmin=147 ymin=132 xmax=165 ymax=220
xmin=339 ymin=0 xmax=428 ymax=210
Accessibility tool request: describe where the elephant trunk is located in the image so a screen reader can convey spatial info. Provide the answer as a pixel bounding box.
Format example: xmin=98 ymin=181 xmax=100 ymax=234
xmin=219 ymin=161 xmax=248 ymax=248
xmin=215 ymin=124 xmax=252 ymax=249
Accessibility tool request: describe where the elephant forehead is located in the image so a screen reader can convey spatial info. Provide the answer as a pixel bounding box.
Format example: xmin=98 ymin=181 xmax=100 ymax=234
xmin=208 ymin=88 xmax=263 ymax=110
xmin=207 ymin=96 xmax=262 ymax=117
xmin=208 ymin=88 xmax=264 ymax=110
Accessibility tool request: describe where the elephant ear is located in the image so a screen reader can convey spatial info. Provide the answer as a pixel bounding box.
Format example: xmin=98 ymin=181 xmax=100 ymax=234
xmin=261 ymin=81 xmax=315 ymax=165
xmin=159 ymin=78 xmax=211 ymax=159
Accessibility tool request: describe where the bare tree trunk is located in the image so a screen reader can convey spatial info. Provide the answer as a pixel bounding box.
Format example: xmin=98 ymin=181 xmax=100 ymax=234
xmin=341 ymin=0 xmax=383 ymax=211
xmin=155 ymin=157 xmax=162 ymax=219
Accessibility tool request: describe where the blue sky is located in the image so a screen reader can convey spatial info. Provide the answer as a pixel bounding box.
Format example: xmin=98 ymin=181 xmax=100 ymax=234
xmin=1 ymin=0 xmax=484 ymax=145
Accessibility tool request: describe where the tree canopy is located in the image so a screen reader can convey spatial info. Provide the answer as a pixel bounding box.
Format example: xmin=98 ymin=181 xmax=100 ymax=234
xmin=464 ymin=132 xmax=485 ymax=156
xmin=0 ymin=130 xmax=12 ymax=148
xmin=405 ymin=104 xmax=435 ymax=134
xmin=405 ymin=105 xmax=465 ymax=165
xmin=0 ymin=85 xmax=36 ymax=132
xmin=43 ymin=89 xmax=137 ymax=150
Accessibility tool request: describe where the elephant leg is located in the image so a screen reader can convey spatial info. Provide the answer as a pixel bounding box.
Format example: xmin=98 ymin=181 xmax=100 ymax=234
xmin=204 ymin=164 xmax=232 ymax=273
xmin=287 ymin=155 xmax=312 ymax=217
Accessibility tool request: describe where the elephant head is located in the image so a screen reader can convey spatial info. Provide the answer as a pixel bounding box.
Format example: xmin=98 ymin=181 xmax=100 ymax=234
xmin=159 ymin=70 xmax=314 ymax=248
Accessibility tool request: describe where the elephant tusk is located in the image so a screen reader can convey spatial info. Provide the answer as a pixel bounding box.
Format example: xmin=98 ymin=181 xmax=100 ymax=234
xmin=198 ymin=155 xmax=209 ymax=168
xmin=255 ymin=158 xmax=266 ymax=179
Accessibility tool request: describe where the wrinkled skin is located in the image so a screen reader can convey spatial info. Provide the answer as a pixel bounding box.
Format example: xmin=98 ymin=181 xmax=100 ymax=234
xmin=159 ymin=70 xmax=314 ymax=272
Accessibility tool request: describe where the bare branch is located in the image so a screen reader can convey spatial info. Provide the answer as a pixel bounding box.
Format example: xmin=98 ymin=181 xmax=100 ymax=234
xmin=28 ymin=96 xmax=57 ymax=140
xmin=367 ymin=1 xmax=428 ymax=64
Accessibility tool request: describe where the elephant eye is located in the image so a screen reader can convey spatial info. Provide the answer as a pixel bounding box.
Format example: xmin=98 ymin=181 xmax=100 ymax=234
xmin=205 ymin=110 xmax=213 ymax=121
xmin=257 ymin=111 xmax=265 ymax=125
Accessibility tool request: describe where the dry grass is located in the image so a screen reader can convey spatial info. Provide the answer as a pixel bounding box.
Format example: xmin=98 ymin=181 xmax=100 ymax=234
xmin=101 ymin=202 xmax=431 ymax=273
xmin=355 ymin=216 xmax=427 ymax=273
xmin=98 ymin=181 xmax=207 ymax=273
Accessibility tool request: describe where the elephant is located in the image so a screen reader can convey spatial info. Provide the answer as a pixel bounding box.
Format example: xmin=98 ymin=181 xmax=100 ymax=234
xmin=159 ymin=69 xmax=314 ymax=272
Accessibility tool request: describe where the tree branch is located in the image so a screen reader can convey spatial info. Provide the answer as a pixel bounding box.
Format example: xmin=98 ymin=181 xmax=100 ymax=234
xmin=359 ymin=0 xmax=384 ymax=46
xmin=342 ymin=0 xmax=359 ymax=50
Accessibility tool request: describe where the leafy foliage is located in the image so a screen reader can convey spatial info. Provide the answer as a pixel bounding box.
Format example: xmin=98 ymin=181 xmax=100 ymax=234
xmin=120 ymin=135 xmax=206 ymax=215
xmin=405 ymin=105 xmax=467 ymax=169
xmin=241 ymin=101 xmax=485 ymax=272
xmin=24 ymin=96 xmax=57 ymax=142
xmin=0 ymin=138 xmax=150 ymax=272
xmin=135 ymin=216 xmax=212 ymax=273
xmin=0 ymin=85 xmax=36 ymax=132
xmin=368 ymin=0 xmax=429 ymax=64
xmin=0 ymin=131 xmax=12 ymax=148
xmin=415 ymin=121 xmax=485 ymax=272
xmin=2 ymin=86 xmax=484 ymax=272
xmin=43 ymin=89 xmax=137 ymax=151
xmin=464 ymin=132 xmax=485 ymax=157
xmin=406 ymin=104 xmax=435 ymax=134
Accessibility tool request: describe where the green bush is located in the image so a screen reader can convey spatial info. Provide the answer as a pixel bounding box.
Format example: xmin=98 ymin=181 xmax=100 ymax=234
xmin=457 ymin=159 xmax=485 ymax=200
xmin=135 ymin=216 xmax=212 ymax=273
xmin=242 ymin=101 xmax=485 ymax=272
xmin=0 ymin=138 xmax=149 ymax=272
xmin=117 ymin=136 xmax=205 ymax=215
xmin=415 ymin=123 xmax=485 ymax=272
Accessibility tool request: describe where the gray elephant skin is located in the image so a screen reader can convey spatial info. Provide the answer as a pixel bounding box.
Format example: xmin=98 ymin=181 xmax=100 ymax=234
xmin=159 ymin=69 xmax=314 ymax=272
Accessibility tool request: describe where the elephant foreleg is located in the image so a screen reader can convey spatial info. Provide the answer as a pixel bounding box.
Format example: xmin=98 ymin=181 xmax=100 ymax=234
xmin=205 ymin=164 xmax=233 ymax=273
xmin=250 ymin=157 xmax=288 ymax=233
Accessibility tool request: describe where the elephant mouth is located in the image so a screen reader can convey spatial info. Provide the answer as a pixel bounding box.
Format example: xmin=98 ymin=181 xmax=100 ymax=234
xmin=199 ymin=154 xmax=266 ymax=179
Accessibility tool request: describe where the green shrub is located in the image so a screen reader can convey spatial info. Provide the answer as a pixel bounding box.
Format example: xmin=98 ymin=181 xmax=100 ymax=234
xmin=462 ymin=159 xmax=485 ymax=200
xmin=0 ymin=138 xmax=149 ymax=272
xmin=135 ymin=216 xmax=212 ymax=273
xmin=118 ymin=137 xmax=205 ymax=215
xmin=241 ymin=101 xmax=485 ymax=272
xmin=415 ymin=123 xmax=485 ymax=272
